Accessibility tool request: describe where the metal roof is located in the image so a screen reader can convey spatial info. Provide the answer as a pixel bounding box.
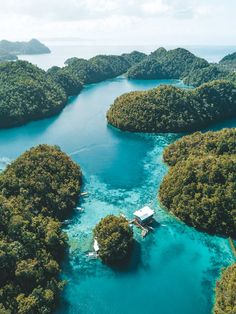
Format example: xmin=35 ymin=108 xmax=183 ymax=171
xmin=134 ymin=206 xmax=154 ymax=221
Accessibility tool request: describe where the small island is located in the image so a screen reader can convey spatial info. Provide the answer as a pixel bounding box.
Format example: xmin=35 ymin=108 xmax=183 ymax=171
xmin=0 ymin=144 xmax=82 ymax=313
xmin=159 ymin=128 xmax=236 ymax=238
xmin=107 ymin=80 xmax=236 ymax=133
xmin=93 ymin=215 xmax=133 ymax=265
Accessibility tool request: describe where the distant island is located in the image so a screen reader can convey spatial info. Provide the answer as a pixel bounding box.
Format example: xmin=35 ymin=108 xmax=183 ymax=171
xmin=107 ymin=80 xmax=236 ymax=133
xmin=159 ymin=128 xmax=236 ymax=238
xmin=0 ymin=144 xmax=82 ymax=313
xmin=0 ymin=39 xmax=50 ymax=61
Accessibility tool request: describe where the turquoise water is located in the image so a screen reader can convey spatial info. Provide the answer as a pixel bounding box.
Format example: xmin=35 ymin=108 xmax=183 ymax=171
xmin=0 ymin=77 xmax=235 ymax=314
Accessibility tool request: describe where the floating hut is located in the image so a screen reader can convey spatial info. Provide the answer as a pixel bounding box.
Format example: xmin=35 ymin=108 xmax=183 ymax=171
xmin=133 ymin=206 xmax=154 ymax=225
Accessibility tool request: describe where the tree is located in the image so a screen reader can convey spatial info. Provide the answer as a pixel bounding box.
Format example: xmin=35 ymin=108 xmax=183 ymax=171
xmin=93 ymin=215 xmax=133 ymax=264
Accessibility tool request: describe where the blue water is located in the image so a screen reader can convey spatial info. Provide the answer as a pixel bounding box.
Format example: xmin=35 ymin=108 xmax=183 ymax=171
xmin=0 ymin=77 xmax=235 ymax=314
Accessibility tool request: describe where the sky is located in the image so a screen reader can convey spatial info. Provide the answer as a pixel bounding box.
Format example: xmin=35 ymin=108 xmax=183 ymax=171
xmin=0 ymin=0 xmax=235 ymax=45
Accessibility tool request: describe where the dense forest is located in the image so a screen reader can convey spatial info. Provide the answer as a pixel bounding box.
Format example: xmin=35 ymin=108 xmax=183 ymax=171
xmin=126 ymin=47 xmax=209 ymax=80
xmin=0 ymin=61 xmax=67 ymax=128
xmin=93 ymin=215 xmax=133 ymax=264
xmin=125 ymin=47 xmax=236 ymax=87
xmin=159 ymin=128 xmax=236 ymax=238
xmin=64 ymin=51 xmax=146 ymax=84
xmin=0 ymin=39 xmax=50 ymax=55
xmin=214 ymin=263 xmax=236 ymax=314
xmin=0 ymin=145 xmax=82 ymax=313
xmin=107 ymin=80 xmax=236 ymax=133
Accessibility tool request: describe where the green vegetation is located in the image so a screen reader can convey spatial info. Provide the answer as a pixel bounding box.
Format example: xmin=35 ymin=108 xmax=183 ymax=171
xmin=0 ymin=39 xmax=50 ymax=55
xmin=107 ymin=80 xmax=236 ymax=133
xmin=163 ymin=128 xmax=236 ymax=166
xmin=93 ymin=215 xmax=133 ymax=264
xmin=219 ymin=52 xmax=236 ymax=71
xmin=64 ymin=52 xmax=146 ymax=84
xmin=214 ymin=263 xmax=236 ymax=314
xmin=0 ymin=144 xmax=82 ymax=313
xmin=0 ymin=48 xmax=17 ymax=62
xmin=127 ymin=48 xmax=209 ymax=80
xmin=0 ymin=60 xmax=67 ymax=128
xmin=183 ymin=65 xmax=228 ymax=87
xmin=159 ymin=128 xmax=236 ymax=238
xmin=47 ymin=66 xmax=83 ymax=97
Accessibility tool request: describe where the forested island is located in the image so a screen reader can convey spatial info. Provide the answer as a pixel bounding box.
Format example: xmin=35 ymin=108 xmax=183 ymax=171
xmin=126 ymin=47 xmax=236 ymax=87
xmin=0 ymin=39 xmax=50 ymax=55
xmin=0 ymin=145 xmax=82 ymax=313
xmin=107 ymin=80 xmax=236 ymax=133
xmin=159 ymin=128 xmax=236 ymax=238
xmin=93 ymin=215 xmax=133 ymax=265
xmin=0 ymin=47 xmax=235 ymax=129
xmin=0 ymin=61 xmax=67 ymax=128
xmin=214 ymin=263 xmax=236 ymax=314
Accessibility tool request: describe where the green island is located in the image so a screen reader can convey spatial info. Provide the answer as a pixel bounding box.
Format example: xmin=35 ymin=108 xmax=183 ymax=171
xmin=0 ymin=39 xmax=51 ymax=55
xmin=0 ymin=144 xmax=82 ymax=313
xmin=214 ymin=263 xmax=236 ymax=314
xmin=63 ymin=51 xmax=146 ymax=84
xmin=107 ymin=80 xmax=236 ymax=133
xmin=126 ymin=47 xmax=236 ymax=87
xmin=0 ymin=47 xmax=235 ymax=129
xmin=93 ymin=215 xmax=133 ymax=265
xmin=0 ymin=61 xmax=67 ymax=128
xmin=159 ymin=128 xmax=236 ymax=238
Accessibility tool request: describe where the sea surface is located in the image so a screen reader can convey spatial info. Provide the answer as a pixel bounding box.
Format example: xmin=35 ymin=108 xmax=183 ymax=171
xmin=1 ymin=45 xmax=235 ymax=314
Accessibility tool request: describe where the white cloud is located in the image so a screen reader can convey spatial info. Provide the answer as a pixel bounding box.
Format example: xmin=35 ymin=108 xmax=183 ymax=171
xmin=0 ymin=0 xmax=234 ymax=45
xmin=140 ymin=1 xmax=170 ymax=15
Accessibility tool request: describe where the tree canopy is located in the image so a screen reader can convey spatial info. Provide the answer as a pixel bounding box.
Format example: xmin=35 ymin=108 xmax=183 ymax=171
xmin=93 ymin=215 xmax=133 ymax=264
xmin=107 ymin=80 xmax=236 ymax=133
xmin=0 ymin=145 xmax=82 ymax=313
xmin=127 ymin=47 xmax=209 ymax=80
xmin=0 ymin=61 xmax=67 ymax=128
xmin=159 ymin=128 xmax=236 ymax=238
xmin=214 ymin=263 xmax=236 ymax=314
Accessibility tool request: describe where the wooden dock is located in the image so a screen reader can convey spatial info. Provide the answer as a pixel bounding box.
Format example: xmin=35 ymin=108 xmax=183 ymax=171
xmin=130 ymin=219 xmax=153 ymax=238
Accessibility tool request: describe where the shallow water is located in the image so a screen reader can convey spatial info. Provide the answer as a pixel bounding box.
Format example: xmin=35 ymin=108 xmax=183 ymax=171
xmin=0 ymin=77 xmax=234 ymax=314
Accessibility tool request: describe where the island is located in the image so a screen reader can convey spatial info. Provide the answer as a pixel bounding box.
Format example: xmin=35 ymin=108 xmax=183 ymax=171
xmin=158 ymin=128 xmax=236 ymax=238
xmin=0 ymin=144 xmax=82 ymax=313
xmin=0 ymin=39 xmax=51 ymax=55
xmin=63 ymin=51 xmax=147 ymax=84
xmin=0 ymin=60 xmax=67 ymax=128
xmin=0 ymin=48 xmax=17 ymax=62
xmin=126 ymin=47 xmax=236 ymax=87
xmin=126 ymin=47 xmax=209 ymax=80
xmin=214 ymin=263 xmax=236 ymax=314
xmin=107 ymin=80 xmax=236 ymax=133
xmin=93 ymin=215 xmax=133 ymax=264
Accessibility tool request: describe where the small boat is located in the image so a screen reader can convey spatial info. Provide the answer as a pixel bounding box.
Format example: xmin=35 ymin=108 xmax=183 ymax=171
xmin=80 ymin=192 xmax=89 ymax=197
xmin=76 ymin=207 xmax=84 ymax=212
xmin=87 ymin=252 xmax=98 ymax=259
xmin=62 ymin=219 xmax=70 ymax=225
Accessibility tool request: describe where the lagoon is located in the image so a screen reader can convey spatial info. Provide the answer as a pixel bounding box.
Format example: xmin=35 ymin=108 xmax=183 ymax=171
xmin=0 ymin=76 xmax=234 ymax=314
